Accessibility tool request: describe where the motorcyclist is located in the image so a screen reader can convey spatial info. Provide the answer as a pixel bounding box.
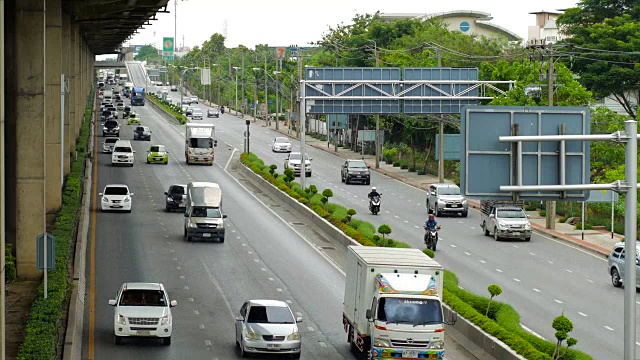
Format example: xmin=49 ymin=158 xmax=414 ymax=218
xmin=424 ymin=214 xmax=438 ymax=231
xmin=368 ymin=187 xmax=380 ymax=199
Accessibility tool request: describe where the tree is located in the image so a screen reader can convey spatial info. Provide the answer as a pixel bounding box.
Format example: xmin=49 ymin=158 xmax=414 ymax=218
xmin=485 ymin=284 xmax=502 ymax=316
xmin=558 ymin=3 xmax=640 ymax=118
xmin=551 ymin=313 xmax=578 ymax=359
xmin=134 ymin=45 xmax=160 ymax=62
xmin=268 ymin=164 xmax=278 ymax=178
xmin=378 ymin=224 xmax=392 ymax=245
xmin=283 ymin=168 xmax=295 ymax=186
xmin=346 ymin=208 xmax=357 ymax=225
xmin=321 ymin=189 xmax=334 ymax=210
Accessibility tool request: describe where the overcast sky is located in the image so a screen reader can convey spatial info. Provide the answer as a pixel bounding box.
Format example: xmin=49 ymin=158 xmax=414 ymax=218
xmin=111 ymin=0 xmax=578 ymax=57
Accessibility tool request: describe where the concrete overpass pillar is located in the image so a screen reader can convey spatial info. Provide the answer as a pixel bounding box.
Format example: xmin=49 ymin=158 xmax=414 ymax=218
xmin=61 ymin=11 xmax=70 ymax=175
xmin=14 ymin=0 xmax=46 ymax=278
xmin=68 ymin=19 xmax=76 ymax=155
xmin=45 ymin=0 xmax=62 ymax=221
xmin=74 ymin=26 xmax=81 ymax=139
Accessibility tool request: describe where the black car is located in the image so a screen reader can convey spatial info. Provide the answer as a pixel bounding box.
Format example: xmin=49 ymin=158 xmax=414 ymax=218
xmin=164 ymin=184 xmax=187 ymax=211
xmin=185 ymin=107 xmax=193 ymax=116
xmin=100 ymin=110 xmax=113 ymax=122
xmin=133 ymin=126 xmax=151 ymax=141
xmin=102 ymin=120 xmax=120 ymax=137
xmin=207 ymin=109 xmax=220 ymax=118
xmin=341 ymin=159 xmax=371 ymax=185
xmin=122 ymin=106 xmax=131 ymax=118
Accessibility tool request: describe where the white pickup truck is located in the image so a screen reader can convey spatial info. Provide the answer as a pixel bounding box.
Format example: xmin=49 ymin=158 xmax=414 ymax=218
xmin=480 ymin=200 xmax=532 ymax=241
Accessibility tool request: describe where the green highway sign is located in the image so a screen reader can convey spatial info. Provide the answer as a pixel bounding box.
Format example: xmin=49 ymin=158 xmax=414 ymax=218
xmin=162 ymin=37 xmax=174 ymax=56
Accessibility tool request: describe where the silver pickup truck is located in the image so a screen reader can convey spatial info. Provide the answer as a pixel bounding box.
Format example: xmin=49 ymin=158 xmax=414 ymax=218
xmin=480 ymin=200 xmax=532 ymax=241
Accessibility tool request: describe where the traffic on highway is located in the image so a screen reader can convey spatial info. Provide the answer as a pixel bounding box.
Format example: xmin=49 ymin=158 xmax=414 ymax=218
xmin=81 ymin=61 xmax=636 ymax=360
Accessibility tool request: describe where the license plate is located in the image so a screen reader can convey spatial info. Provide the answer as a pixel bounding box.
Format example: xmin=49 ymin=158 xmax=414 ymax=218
xmin=112 ymin=205 xmax=122 ymax=208
xmin=136 ymin=330 xmax=150 ymax=336
xmin=452 ymin=204 xmax=460 ymax=208
xmin=512 ymin=232 xmax=520 ymax=236
xmin=202 ymin=233 xmax=211 ymax=237
xmin=402 ymin=349 xmax=419 ymax=358
xmin=267 ymin=343 xmax=281 ymax=349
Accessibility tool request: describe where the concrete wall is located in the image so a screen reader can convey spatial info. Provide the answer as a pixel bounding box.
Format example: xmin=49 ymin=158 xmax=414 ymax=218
xmin=3 ymin=0 xmax=94 ymax=278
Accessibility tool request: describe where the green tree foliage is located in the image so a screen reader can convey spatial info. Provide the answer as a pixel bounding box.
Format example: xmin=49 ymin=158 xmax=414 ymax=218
xmin=486 ymin=284 xmax=503 ymax=316
xmin=378 ymin=224 xmax=392 ymax=241
xmin=481 ymin=60 xmax=592 ymax=106
xmin=321 ymin=189 xmax=334 ymax=209
xmin=269 ymin=164 xmax=278 ymax=178
xmin=558 ymin=1 xmax=640 ymax=118
xmin=551 ymin=314 xmax=578 ymax=359
xmin=346 ymin=208 xmax=356 ymax=225
xmin=134 ymin=45 xmax=160 ymax=62
xmin=283 ymin=168 xmax=295 ymax=186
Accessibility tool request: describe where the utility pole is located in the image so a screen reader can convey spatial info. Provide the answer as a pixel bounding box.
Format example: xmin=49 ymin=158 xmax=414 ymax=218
xmin=227 ymin=52 xmax=232 ymax=111
xmin=217 ymin=61 xmax=221 ymax=106
xmin=275 ymin=63 xmax=280 ymax=130
xmin=264 ymin=49 xmax=269 ymax=126
xmin=546 ymin=44 xmax=556 ymax=230
xmin=296 ymin=46 xmax=302 ymax=139
xmin=241 ymin=51 xmax=245 ymax=118
xmin=437 ymin=49 xmax=445 ymax=184
xmin=373 ymin=42 xmax=380 ymax=168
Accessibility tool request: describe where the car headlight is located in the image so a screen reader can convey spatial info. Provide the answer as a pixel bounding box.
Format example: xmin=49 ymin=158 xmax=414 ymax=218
xmin=373 ymin=338 xmax=391 ymax=347
xmin=124 ymin=197 xmax=130 ymax=203
xmin=189 ymin=222 xmax=198 ymax=228
xmin=525 ymin=223 xmax=531 ymax=230
xmin=428 ymin=340 xmax=444 ymax=349
xmin=160 ymin=314 xmax=171 ymax=325
xmin=437 ymin=200 xmax=445 ymax=206
xmin=245 ymin=328 xmax=261 ymax=340
xmin=287 ymin=332 xmax=300 ymax=341
xmin=102 ymin=127 xmax=107 ymax=131
xmin=497 ymin=222 xmax=507 ymax=230
xmin=117 ymin=314 xmax=126 ymax=325
xmin=462 ymin=199 xmax=468 ymax=204
xmin=102 ymin=197 xmax=108 ymax=202
xmin=167 ymin=197 xmax=175 ymax=202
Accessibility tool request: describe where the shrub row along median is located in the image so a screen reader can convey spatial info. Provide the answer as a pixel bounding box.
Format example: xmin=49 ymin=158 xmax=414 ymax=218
xmin=240 ymin=152 xmax=592 ymax=360
xmin=16 ymin=88 xmax=94 ymax=360
xmin=146 ymin=92 xmax=187 ymax=124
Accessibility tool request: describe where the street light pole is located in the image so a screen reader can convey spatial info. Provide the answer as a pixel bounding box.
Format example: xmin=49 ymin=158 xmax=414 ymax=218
xmin=274 ymin=71 xmax=279 ymax=130
xmin=264 ymin=50 xmax=268 ymax=125
xmin=233 ymin=66 xmax=240 ymax=115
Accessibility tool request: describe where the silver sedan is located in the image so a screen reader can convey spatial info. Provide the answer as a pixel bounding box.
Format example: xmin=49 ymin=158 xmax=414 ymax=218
xmin=272 ymin=137 xmax=292 ymax=153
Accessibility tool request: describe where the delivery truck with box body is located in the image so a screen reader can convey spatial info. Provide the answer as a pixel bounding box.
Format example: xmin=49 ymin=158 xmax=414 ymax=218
xmin=343 ymin=246 xmax=456 ymax=360
xmin=185 ymin=123 xmax=217 ymax=165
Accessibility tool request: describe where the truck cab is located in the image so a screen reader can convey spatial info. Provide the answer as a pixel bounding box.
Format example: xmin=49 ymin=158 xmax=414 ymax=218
xmin=480 ymin=201 xmax=532 ymax=241
xmin=184 ymin=182 xmax=226 ymax=242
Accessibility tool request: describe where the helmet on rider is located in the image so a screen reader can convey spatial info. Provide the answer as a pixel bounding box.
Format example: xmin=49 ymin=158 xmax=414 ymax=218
xmin=428 ymin=214 xmax=435 ymax=220
xmin=371 ymin=187 xmax=377 ymax=192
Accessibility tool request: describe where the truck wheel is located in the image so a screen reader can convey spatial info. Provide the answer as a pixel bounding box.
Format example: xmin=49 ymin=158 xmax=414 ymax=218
xmin=483 ymin=222 xmax=490 ymax=236
xmin=462 ymin=210 xmax=468 ymax=218
xmin=525 ymin=237 xmax=531 ymax=242
xmin=494 ymin=228 xmax=500 ymax=241
xmin=612 ymin=268 xmax=622 ymax=287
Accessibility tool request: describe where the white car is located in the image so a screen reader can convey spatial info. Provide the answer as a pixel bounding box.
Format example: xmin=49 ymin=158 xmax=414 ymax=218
xmin=102 ymin=137 xmax=120 ymax=153
xmin=272 ymin=137 xmax=292 ymax=153
xmin=108 ymin=282 xmax=177 ymax=345
xmin=165 ymin=95 xmax=173 ymax=104
xmin=191 ymin=109 xmax=203 ymax=120
xmin=99 ymin=184 xmax=133 ymax=212
xmin=284 ymin=152 xmax=312 ymax=177
xmin=111 ymin=140 xmax=135 ymax=167
xmin=190 ymin=96 xmax=198 ymax=104
xmin=235 ymin=299 xmax=302 ymax=358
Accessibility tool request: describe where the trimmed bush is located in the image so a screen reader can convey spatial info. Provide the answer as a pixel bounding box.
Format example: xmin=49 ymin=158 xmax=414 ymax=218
xmin=5 ymin=244 xmax=16 ymax=283
xmin=147 ymin=93 xmax=187 ymax=124
xmin=393 ymin=161 xmax=401 ymax=167
xmin=17 ymin=86 xmax=94 ymax=360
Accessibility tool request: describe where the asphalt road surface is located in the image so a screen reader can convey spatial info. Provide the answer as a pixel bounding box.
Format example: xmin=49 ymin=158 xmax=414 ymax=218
xmin=132 ymin=60 xmax=640 ymax=360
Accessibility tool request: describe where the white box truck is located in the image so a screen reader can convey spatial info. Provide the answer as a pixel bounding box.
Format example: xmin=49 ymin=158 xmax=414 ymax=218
xmin=185 ymin=123 xmax=217 ymax=165
xmin=343 ymin=246 xmax=456 ymax=360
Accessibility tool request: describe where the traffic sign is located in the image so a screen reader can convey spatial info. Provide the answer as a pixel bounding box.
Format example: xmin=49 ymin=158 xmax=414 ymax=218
xmin=460 ymin=105 xmax=591 ymax=201
xmin=162 ymin=37 xmax=174 ymax=56
xmin=587 ymin=189 xmax=619 ymax=203
xmin=435 ymin=134 xmax=461 ymax=160
xmin=36 ymin=233 xmax=56 ymax=270
xmin=403 ymin=68 xmax=478 ymax=114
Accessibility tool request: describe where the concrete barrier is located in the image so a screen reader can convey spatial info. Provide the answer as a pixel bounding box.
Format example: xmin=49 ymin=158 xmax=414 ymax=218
xmin=238 ymin=162 xmax=525 ymax=360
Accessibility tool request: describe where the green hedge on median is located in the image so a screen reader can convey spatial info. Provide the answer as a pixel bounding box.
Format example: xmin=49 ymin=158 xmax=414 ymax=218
xmin=147 ymin=93 xmax=187 ymax=124
xmin=16 ymin=87 xmax=94 ymax=360
xmin=240 ymin=151 xmax=593 ymax=360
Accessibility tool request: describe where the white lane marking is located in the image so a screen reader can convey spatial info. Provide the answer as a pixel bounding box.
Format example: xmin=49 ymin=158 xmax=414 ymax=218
xmin=587 ymin=279 xmax=594 ymax=283
xmin=180 ymin=275 xmax=185 ymax=280
xmin=529 ymin=252 xmax=536 ymax=256
xmin=184 ymin=286 xmax=189 ymax=290
xmin=566 ymin=269 xmax=573 ymax=273
xmin=520 ymin=323 xmax=545 ymax=340
xmin=404 ymin=220 xmax=409 ymax=223
xmin=319 ymin=342 xmax=327 ymax=348
xmin=199 ymin=258 xmax=237 ymax=319
xmin=548 ymin=260 xmax=553 ymax=264
xmin=554 ymin=299 xmax=563 ymax=304
xmin=385 ymin=210 xmax=390 ymax=214
xmin=449 ymin=244 xmax=457 ymax=248
xmin=225 ymin=147 xmax=237 ymax=170
xmin=512 ymin=245 xmax=519 ymax=248
xmin=261 ymin=268 xmax=267 ymax=272
xmin=248 ymin=251 xmax=253 ymax=254
xmin=189 ymin=298 xmax=194 ymax=302
xmin=470 ymin=227 xmax=475 ymax=230
xmin=268 ymin=277 xmax=275 ymax=281
xmin=199 ymin=324 xmax=205 ymax=329
xmin=464 ymin=252 xmax=471 ymax=256
xmin=578 ymin=312 xmax=588 ymax=317
xmin=204 ymin=340 xmax=212 ymax=346
xmin=307 ymin=327 xmax=315 ymax=332
xmin=496 ymin=269 xmax=503 ymax=273
xmin=236 ymin=236 xmax=241 ymax=239
xmin=286 ymin=300 xmax=293 ymax=304
xmin=513 ymin=278 xmax=521 ymax=282
xmin=193 ymin=310 xmax=200 ymax=315
xmin=296 ymin=312 xmax=303 ymax=317
xmin=254 ymin=259 xmax=259 ymax=263
xmin=533 ymin=288 xmax=541 ymax=293
xmin=604 ymin=326 xmax=614 ymax=331
xmin=277 ymin=288 xmax=283 ymax=292
xmin=479 ymin=260 xmax=486 ymax=264
xmin=414 ymin=225 xmax=420 ymax=229
xmin=394 ymin=215 xmax=399 ymax=218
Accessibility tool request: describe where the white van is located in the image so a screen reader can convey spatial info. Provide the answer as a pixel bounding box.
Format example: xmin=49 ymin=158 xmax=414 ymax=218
xmin=111 ymin=140 xmax=135 ymax=167
xmin=184 ymin=182 xmax=226 ymax=242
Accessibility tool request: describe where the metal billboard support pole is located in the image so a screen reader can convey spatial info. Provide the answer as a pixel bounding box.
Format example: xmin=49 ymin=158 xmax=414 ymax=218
xmin=300 ymin=80 xmax=306 ymax=190
xmin=611 ymin=192 xmax=615 ymax=240
xmin=623 ymin=120 xmax=637 ymax=360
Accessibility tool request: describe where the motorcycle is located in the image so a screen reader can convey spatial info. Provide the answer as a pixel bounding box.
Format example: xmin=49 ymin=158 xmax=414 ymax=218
xmin=220 ymin=107 xmax=225 ymax=114
xmin=369 ymin=195 xmax=381 ymax=215
xmin=423 ymin=225 xmax=441 ymax=251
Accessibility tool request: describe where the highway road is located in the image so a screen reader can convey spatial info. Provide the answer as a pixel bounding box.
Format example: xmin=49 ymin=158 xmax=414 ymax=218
xmin=83 ymin=65 xmax=354 ymax=359
xmin=138 ymin=61 xmax=640 ymax=359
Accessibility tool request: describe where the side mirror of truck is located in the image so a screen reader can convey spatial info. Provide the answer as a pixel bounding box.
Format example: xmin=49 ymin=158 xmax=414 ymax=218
xmin=223 ymin=214 xmax=228 ymax=218
xmin=365 ymin=309 xmax=372 ymax=320
xmin=448 ymin=312 xmax=458 ymax=325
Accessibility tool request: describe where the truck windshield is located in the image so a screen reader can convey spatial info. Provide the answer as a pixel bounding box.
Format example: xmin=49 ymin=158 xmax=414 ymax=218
xmin=438 ymin=187 xmax=460 ymax=195
xmin=189 ymin=138 xmax=213 ymax=148
xmin=191 ymin=207 xmax=222 ymax=218
xmin=497 ymin=210 xmax=526 ymax=218
xmin=377 ymin=297 xmax=443 ymax=325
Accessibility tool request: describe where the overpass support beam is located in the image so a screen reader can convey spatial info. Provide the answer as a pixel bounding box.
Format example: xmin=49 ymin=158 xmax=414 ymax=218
xmin=45 ymin=0 xmax=62 ymax=220
xmin=14 ymin=0 xmax=46 ymax=278
xmin=61 ymin=11 xmax=70 ymax=175
xmin=68 ymin=19 xmax=76 ymax=155
xmin=74 ymin=25 xmax=81 ymax=139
